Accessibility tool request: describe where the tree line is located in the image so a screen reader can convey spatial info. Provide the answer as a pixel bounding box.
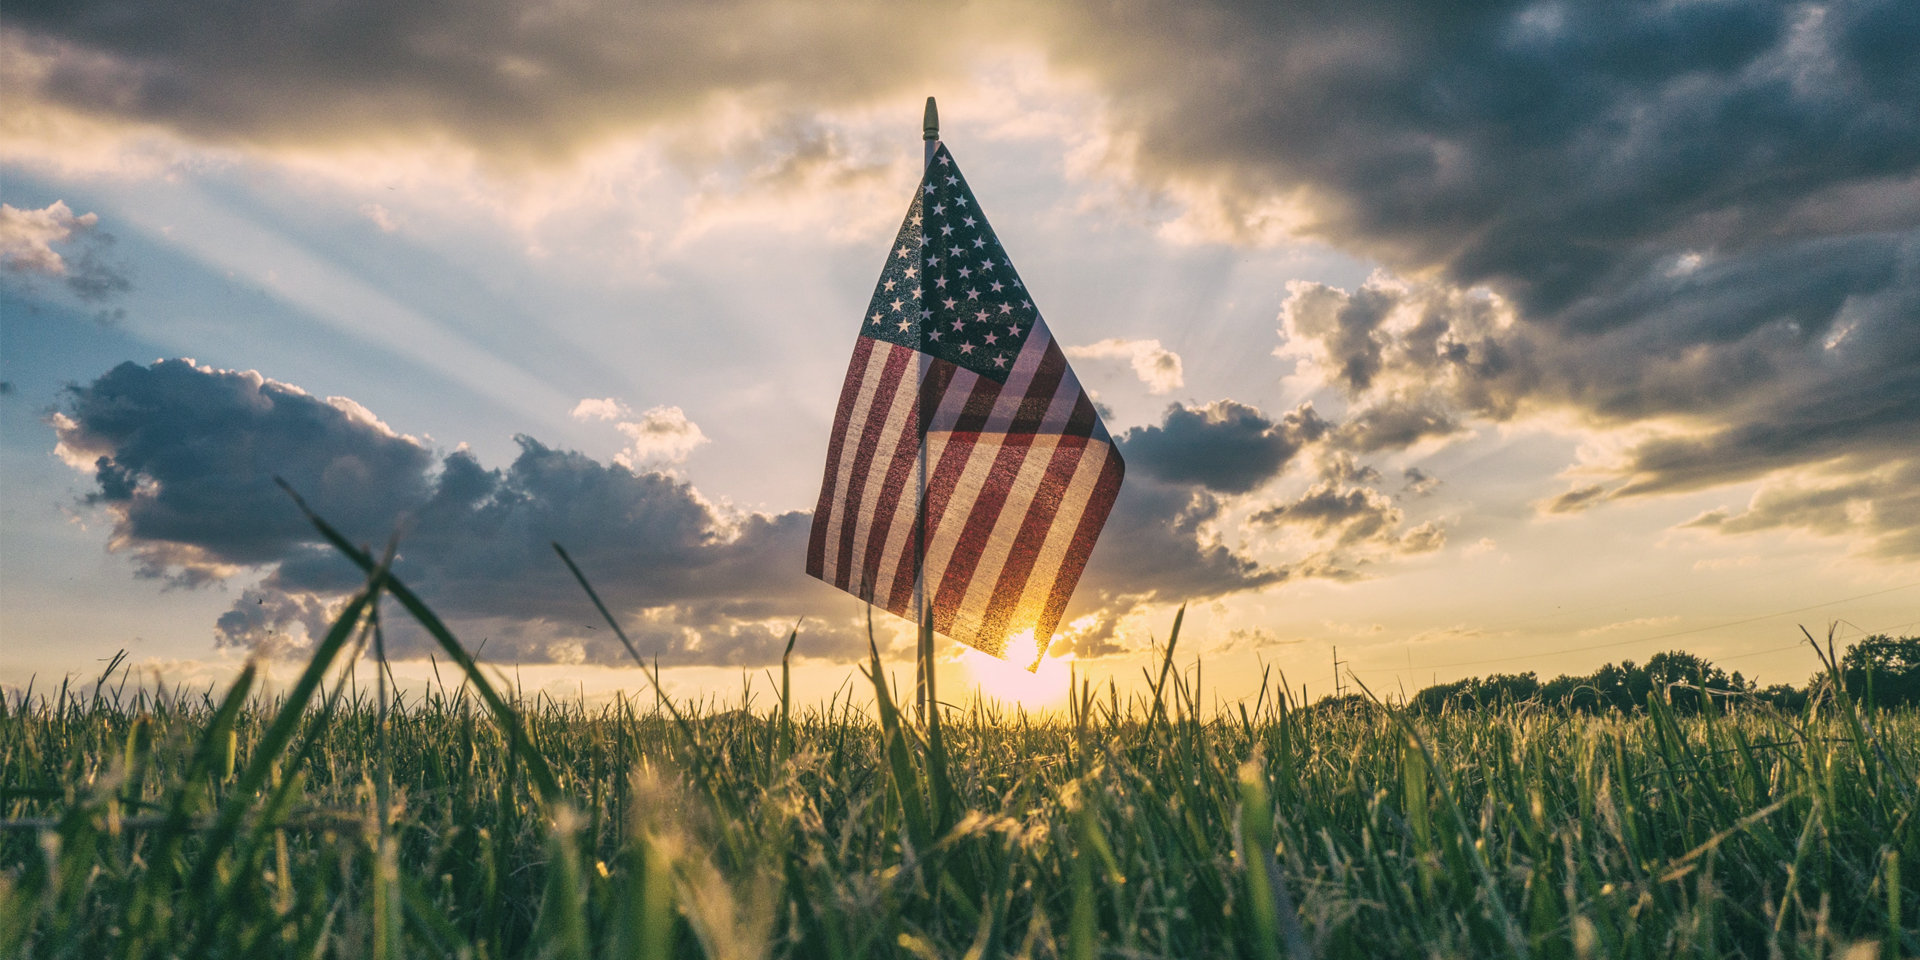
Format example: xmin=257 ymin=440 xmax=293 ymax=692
xmin=1403 ymin=634 xmax=1919 ymax=714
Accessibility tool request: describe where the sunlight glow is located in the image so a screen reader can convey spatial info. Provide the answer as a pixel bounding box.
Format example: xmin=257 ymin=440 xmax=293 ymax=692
xmin=958 ymin=629 xmax=1073 ymax=709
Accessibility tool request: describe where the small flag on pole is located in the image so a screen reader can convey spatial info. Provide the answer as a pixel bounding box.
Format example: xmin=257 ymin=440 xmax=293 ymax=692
xmin=806 ymin=135 xmax=1124 ymax=669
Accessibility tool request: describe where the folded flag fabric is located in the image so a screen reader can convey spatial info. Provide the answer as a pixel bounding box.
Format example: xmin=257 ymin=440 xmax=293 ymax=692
xmin=806 ymin=142 xmax=1124 ymax=668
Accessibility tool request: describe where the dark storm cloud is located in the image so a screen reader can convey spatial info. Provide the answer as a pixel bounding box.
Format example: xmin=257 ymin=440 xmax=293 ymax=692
xmin=54 ymin=360 xmax=863 ymax=666
xmin=4 ymin=0 xmax=984 ymax=152
xmin=54 ymin=360 xmax=435 ymax=579
xmin=1117 ymin=399 xmax=1327 ymax=494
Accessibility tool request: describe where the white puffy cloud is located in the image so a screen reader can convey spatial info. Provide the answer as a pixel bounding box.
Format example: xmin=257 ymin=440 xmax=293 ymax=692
xmin=573 ymin=398 xmax=709 ymax=467
xmin=0 ymin=200 xmax=95 ymax=274
xmin=1066 ymin=338 xmax=1185 ymax=394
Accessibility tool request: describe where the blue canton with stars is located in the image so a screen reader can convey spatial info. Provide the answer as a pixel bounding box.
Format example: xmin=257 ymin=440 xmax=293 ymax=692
xmin=861 ymin=143 xmax=1036 ymax=383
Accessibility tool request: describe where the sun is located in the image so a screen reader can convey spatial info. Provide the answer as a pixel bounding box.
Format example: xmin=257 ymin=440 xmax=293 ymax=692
xmin=957 ymin=629 xmax=1073 ymax=709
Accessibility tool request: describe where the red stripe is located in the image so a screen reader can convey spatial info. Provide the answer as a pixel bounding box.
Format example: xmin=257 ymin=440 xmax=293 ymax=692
xmin=1034 ymin=448 xmax=1125 ymax=643
xmin=974 ymin=431 xmax=1092 ymax=644
xmin=807 ymin=336 xmax=878 ymax=578
xmin=1064 ymin=390 xmax=1098 ymax=439
xmin=832 ymin=343 xmax=912 ymax=592
xmin=928 ymin=350 xmax=1070 ymax=632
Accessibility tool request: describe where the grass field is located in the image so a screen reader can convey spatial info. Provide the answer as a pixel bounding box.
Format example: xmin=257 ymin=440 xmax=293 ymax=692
xmin=3 ymin=513 xmax=1916 ymax=958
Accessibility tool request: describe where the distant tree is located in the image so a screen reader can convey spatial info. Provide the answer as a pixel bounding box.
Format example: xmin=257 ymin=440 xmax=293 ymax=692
xmin=1412 ymin=672 xmax=1540 ymax=713
xmin=1537 ymin=652 xmax=1741 ymax=714
xmin=1837 ymin=635 xmax=1920 ymax=708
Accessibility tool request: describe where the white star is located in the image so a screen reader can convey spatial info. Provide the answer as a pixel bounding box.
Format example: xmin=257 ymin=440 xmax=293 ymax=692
xmin=966 ymin=288 xmax=980 ymax=300
xmin=974 ymin=309 xmax=988 ymax=321
xmin=978 ymin=260 xmax=994 ymax=271
xmin=920 ymin=310 xmax=932 ymax=320
xmin=919 ymin=236 xmax=930 ymax=247
xmin=929 ymin=330 xmax=941 ymax=341
xmin=992 ymin=355 xmax=1007 ymax=368
xmin=927 ymin=256 xmax=941 ymax=267
xmin=946 ymin=176 xmax=958 ymax=185
xmin=949 ymin=246 xmax=963 ymax=256
xmin=1007 ymin=324 xmax=1020 ymax=335
xmin=911 ymin=214 xmax=923 ymax=226
xmin=955 ymin=196 xmax=970 ymax=207
xmin=931 ymin=203 xmax=946 ymax=215
xmin=962 ymin=216 xmax=977 ymax=227
xmin=943 ymin=297 xmax=958 ymax=309
xmin=984 ymin=332 xmax=998 ymax=344
xmin=904 ymin=267 xmax=918 ymax=278
xmin=935 ymin=277 xmax=947 ymax=288
xmin=895 ymin=246 xmax=908 ymax=258
xmin=1022 ymin=300 xmax=1033 ymax=309
xmin=960 ymin=342 xmax=975 ymax=354
xmin=923 ymin=184 xmax=936 ymax=195
xmin=870 ymin=312 xmax=882 ymax=323
xmin=958 ymin=267 xmax=971 ymax=278
xmin=890 ymin=299 xmax=904 ymax=312
xmin=941 ymin=225 xmax=954 ymax=236
xmin=998 ymin=303 xmax=1012 ymax=314
xmin=972 ymin=238 xmax=985 ymax=248
xmin=883 ymin=279 xmax=896 ymax=291
xmin=938 ymin=155 xmax=951 ymax=166
xmin=897 ymin=319 xmax=911 ymax=331
xmin=951 ymin=319 xmax=965 ymax=331
xmin=911 ymin=287 xmax=922 ymax=298
xmin=990 ymin=281 xmax=1004 ymax=292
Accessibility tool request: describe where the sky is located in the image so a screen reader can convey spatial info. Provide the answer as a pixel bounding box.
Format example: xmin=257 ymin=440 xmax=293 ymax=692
xmin=3 ymin=0 xmax=1917 ymax=709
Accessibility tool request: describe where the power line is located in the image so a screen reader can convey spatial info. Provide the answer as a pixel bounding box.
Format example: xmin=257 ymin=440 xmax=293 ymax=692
xmin=1405 ymin=581 xmax=1920 ymax=671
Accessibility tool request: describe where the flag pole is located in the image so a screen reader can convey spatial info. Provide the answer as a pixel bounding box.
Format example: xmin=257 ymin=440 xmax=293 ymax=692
xmin=915 ymin=96 xmax=939 ymax=726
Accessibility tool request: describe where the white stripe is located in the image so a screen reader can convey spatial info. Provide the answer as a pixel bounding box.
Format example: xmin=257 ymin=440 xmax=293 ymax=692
xmin=845 ymin=349 xmax=920 ymax=598
xmin=1011 ymin=440 xmax=1112 ymax=637
xmin=819 ymin=343 xmax=897 ymax=584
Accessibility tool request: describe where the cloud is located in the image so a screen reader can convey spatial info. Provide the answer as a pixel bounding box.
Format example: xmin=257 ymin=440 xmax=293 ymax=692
xmin=1250 ymin=478 xmax=1446 ymax=557
xmin=1680 ymin=460 xmax=1920 ymax=559
xmin=1065 ymin=338 xmax=1185 ymax=394
xmin=573 ymin=397 xmax=709 ymax=467
xmin=1539 ymin=484 xmax=1611 ymax=515
xmin=0 ymin=201 xmax=92 ymax=274
xmin=571 ymin=398 xmax=632 ymax=421
xmin=1400 ymin=467 xmax=1440 ymax=498
xmin=1117 ymin=399 xmax=1327 ymax=494
xmin=54 ymin=359 xmax=858 ymax=666
xmin=613 ymin=406 xmax=708 ymax=467
xmin=3 ymin=0 xmax=991 ymax=156
xmin=0 ymin=200 xmax=129 ymax=302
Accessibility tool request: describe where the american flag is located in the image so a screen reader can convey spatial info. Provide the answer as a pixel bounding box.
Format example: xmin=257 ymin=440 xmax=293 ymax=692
xmin=807 ymin=142 xmax=1124 ymax=667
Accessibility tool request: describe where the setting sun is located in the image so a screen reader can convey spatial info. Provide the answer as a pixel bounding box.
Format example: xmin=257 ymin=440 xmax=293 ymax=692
xmin=957 ymin=630 xmax=1073 ymax=709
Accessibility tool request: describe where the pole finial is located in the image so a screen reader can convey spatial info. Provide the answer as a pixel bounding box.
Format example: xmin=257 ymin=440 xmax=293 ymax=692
xmin=922 ymin=97 xmax=939 ymax=142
